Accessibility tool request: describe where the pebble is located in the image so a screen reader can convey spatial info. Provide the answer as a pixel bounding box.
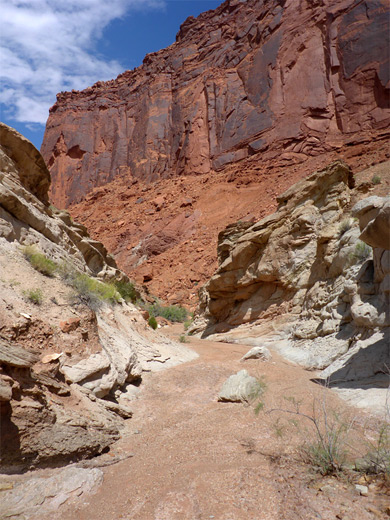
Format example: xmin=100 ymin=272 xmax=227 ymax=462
xmin=355 ymin=484 xmax=368 ymax=496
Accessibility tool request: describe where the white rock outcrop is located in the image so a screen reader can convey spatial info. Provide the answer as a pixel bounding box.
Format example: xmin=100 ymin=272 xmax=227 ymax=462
xmin=192 ymin=160 xmax=389 ymax=399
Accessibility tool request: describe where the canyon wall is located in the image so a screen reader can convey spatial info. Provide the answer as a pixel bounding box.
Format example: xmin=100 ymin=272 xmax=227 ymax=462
xmin=0 ymin=123 xmax=196 ymax=469
xmin=41 ymin=0 xmax=390 ymax=208
xmin=190 ymin=160 xmax=390 ymax=392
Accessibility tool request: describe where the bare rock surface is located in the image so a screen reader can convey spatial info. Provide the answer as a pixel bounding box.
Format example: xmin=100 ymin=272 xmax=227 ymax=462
xmin=68 ymin=142 xmax=389 ymax=309
xmin=0 ymin=467 xmax=103 ymax=519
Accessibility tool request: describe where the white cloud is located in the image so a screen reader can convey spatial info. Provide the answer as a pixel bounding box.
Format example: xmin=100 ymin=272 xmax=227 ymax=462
xmin=0 ymin=0 xmax=165 ymax=125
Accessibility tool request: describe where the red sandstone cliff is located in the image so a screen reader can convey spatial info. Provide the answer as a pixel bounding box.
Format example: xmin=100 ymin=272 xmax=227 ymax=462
xmin=42 ymin=0 xmax=390 ymax=209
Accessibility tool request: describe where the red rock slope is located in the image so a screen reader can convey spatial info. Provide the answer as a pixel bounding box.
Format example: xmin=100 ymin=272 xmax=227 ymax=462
xmin=68 ymin=140 xmax=389 ymax=307
xmin=42 ymin=0 xmax=390 ymax=209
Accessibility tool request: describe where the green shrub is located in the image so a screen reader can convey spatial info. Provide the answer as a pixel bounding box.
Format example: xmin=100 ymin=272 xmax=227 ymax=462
xmin=148 ymin=316 xmax=158 ymax=330
xmin=350 ymin=241 xmax=372 ymax=263
xmin=371 ymin=175 xmax=381 ymax=185
xmin=260 ymin=393 xmax=354 ymax=476
xmin=22 ymin=246 xmax=57 ymax=277
xmin=356 ymin=419 xmax=390 ymax=479
xmin=58 ymin=262 xmax=120 ymax=309
xmin=251 ymin=376 xmax=267 ymax=414
xmin=301 ymin=437 xmax=348 ymax=476
xmin=146 ymin=301 xmax=188 ymax=322
xmin=179 ymin=334 xmax=188 ymax=343
xmin=23 ymin=288 xmax=43 ymax=305
xmin=114 ymin=280 xmax=138 ymax=303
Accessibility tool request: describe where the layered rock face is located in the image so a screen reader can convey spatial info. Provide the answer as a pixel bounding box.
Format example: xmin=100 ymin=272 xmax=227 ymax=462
xmin=0 ymin=124 xmax=196 ymax=470
xmin=41 ymin=0 xmax=390 ymax=208
xmin=191 ymin=160 xmax=389 ymax=387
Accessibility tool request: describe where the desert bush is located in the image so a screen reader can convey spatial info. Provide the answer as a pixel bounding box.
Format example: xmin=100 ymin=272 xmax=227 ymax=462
xmin=349 ymin=241 xmax=372 ymax=264
xmin=148 ymin=316 xmax=158 ymax=330
xmin=356 ymin=389 xmax=390 ymax=481
xmin=371 ymin=175 xmax=381 ymax=185
xmin=255 ymin=377 xmax=390 ymax=479
xmin=146 ymin=301 xmax=188 ymax=323
xmin=58 ymin=262 xmax=120 ymax=309
xmin=255 ymin=391 xmax=354 ymax=476
xmin=179 ymin=334 xmax=189 ymax=343
xmin=338 ymin=219 xmax=353 ymax=237
xmin=22 ymin=246 xmax=57 ymax=277
xmin=357 ymin=422 xmax=390 ymax=479
xmin=251 ymin=376 xmax=267 ymax=414
xmin=23 ymin=288 xmax=43 ymax=305
xmin=114 ymin=280 xmax=137 ymax=303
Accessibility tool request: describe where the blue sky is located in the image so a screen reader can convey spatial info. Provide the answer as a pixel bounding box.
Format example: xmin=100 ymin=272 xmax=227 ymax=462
xmin=0 ymin=0 xmax=221 ymax=150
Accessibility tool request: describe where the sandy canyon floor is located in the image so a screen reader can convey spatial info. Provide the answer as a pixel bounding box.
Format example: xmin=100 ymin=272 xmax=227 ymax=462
xmin=2 ymin=325 xmax=389 ymax=520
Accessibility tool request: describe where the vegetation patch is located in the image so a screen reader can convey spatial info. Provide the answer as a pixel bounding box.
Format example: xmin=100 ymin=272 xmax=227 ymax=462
xmin=145 ymin=301 xmax=188 ymax=323
xmin=356 ymin=418 xmax=390 ymax=480
xmin=338 ymin=218 xmax=353 ymax=237
xmin=58 ymin=262 xmax=120 ymax=309
xmin=22 ymin=246 xmax=57 ymax=277
xmin=148 ymin=316 xmax=158 ymax=330
xmin=371 ymin=175 xmax=381 ymax=185
xmin=184 ymin=318 xmax=193 ymax=331
xmin=349 ymin=241 xmax=372 ymax=264
xmin=254 ymin=383 xmax=390 ymax=483
xmin=251 ymin=376 xmax=267 ymax=414
xmin=113 ymin=280 xmax=138 ymax=303
xmin=23 ymin=288 xmax=43 ymax=305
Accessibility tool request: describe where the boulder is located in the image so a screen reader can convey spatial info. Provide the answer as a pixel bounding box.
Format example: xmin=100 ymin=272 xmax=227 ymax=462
xmin=218 ymin=370 xmax=261 ymax=403
xmin=61 ymin=352 xmax=111 ymax=385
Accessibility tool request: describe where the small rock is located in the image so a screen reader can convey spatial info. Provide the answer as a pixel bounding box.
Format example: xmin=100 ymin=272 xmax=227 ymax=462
xmin=61 ymin=352 xmax=110 ymax=384
xmin=60 ymin=318 xmax=81 ymax=333
xmin=152 ymin=195 xmax=165 ymax=211
xmin=319 ymin=484 xmax=336 ymax=497
xmin=240 ymin=346 xmax=271 ymax=362
xmin=41 ymin=353 xmax=62 ymax=364
xmin=0 ymin=378 xmax=13 ymax=401
xmin=355 ymin=484 xmax=368 ymax=496
xmin=180 ymin=197 xmax=193 ymax=207
xmin=366 ymin=506 xmax=385 ymax=518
